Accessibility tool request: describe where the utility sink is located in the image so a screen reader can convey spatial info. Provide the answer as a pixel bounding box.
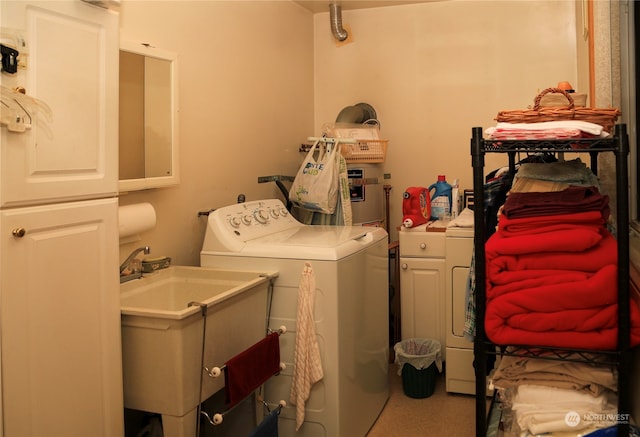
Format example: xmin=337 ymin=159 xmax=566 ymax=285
xmin=119 ymin=265 xmax=278 ymax=437
xmin=120 ymin=265 xmax=276 ymax=319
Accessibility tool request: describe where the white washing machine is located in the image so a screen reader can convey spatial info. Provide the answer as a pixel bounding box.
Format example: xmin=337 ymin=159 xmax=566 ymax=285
xmin=200 ymin=199 xmax=389 ymax=437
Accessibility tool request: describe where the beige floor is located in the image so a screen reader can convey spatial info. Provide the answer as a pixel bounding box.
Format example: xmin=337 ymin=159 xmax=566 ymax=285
xmin=367 ymin=365 xmax=478 ymax=437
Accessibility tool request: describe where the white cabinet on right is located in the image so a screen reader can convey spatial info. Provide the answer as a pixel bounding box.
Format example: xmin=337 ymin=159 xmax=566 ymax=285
xmin=399 ymin=226 xmax=446 ymax=360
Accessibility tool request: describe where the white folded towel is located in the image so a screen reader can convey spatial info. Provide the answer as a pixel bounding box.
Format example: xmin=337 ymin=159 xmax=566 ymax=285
xmin=447 ymin=207 xmax=474 ymax=228
xmin=512 ymin=384 xmax=617 ymax=435
xmin=485 ymin=120 xmax=607 ymax=136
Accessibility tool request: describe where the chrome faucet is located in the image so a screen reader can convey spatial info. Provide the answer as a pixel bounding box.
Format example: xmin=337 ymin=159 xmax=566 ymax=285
xmin=120 ymin=246 xmax=151 ymax=275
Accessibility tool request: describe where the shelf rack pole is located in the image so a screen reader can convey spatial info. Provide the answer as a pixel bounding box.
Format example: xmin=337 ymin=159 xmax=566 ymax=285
xmin=471 ymin=127 xmax=488 ymax=436
xmin=615 ymin=124 xmax=631 ymax=436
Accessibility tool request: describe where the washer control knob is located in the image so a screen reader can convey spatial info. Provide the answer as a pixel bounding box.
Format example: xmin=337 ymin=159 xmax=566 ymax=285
xmin=280 ymin=208 xmax=289 ymax=216
xmin=254 ymin=209 xmax=269 ymax=224
xmin=229 ymin=216 xmax=242 ymax=228
xmin=241 ymin=215 xmax=253 ymax=225
xmin=270 ymin=209 xmax=280 ymax=219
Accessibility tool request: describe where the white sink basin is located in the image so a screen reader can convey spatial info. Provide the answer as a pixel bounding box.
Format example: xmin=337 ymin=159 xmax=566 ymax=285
xmin=120 ymin=265 xmax=279 ymax=435
xmin=120 ymin=265 xmax=277 ymax=319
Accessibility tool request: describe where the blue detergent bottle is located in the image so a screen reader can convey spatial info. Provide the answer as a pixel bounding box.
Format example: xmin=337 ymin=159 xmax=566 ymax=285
xmin=428 ymin=175 xmax=452 ymax=220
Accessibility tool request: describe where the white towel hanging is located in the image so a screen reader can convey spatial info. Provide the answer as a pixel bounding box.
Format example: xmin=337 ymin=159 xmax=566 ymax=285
xmin=289 ymin=261 xmax=324 ymax=431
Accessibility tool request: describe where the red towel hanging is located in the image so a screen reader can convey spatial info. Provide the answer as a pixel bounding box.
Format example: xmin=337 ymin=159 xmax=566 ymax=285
xmin=224 ymin=332 xmax=281 ymax=408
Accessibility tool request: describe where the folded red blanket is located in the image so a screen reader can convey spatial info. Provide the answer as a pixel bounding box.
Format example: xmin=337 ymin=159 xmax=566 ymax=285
xmin=497 ymin=211 xmax=606 ymax=237
xmin=486 ymin=231 xmax=618 ymax=285
xmin=486 ymin=305 xmax=640 ymax=350
xmin=486 ymin=264 xmax=640 ymax=349
xmin=485 ymin=230 xmax=640 ymax=350
xmin=489 ymin=263 xmax=617 ymax=311
xmin=501 ymin=186 xmax=609 ymax=220
xmin=486 ymin=225 xmax=607 ymax=259
xmin=486 ymin=307 xmax=640 ymax=350
xmin=488 ymin=269 xmax=597 ymax=301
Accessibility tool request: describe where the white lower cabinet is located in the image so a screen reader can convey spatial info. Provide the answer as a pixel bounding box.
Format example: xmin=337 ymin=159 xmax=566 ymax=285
xmin=0 ymin=198 xmax=123 ymax=437
xmin=399 ymin=227 xmax=446 ymax=360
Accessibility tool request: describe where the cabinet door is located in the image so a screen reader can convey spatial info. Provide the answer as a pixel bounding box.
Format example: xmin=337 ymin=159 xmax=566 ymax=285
xmin=0 ymin=1 xmax=118 ymax=207
xmin=400 ymin=257 xmax=446 ymax=359
xmin=0 ymin=198 xmax=123 ymax=437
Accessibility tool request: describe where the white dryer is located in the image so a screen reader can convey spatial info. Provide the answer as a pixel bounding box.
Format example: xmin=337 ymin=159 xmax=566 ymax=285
xmin=444 ymin=226 xmax=475 ymax=395
xmin=200 ymin=199 xmax=389 ymax=437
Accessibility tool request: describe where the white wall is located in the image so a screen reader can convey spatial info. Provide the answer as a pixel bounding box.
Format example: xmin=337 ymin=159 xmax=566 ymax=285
xmin=118 ymin=0 xmax=315 ymax=265
xmin=313 ymin=0 xmax=580 ymax=241
xmin=118 ymin=0 xmax=581 ymax=261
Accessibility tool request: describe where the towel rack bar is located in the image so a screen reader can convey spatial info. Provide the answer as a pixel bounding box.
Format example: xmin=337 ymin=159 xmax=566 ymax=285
xmin=201 ymin=398 xmax=286 ymax=426
xmin=205 ymin=361 xmax=286 ymax=379
xmin=204 ymin=326 xmax=287 ymax=378
xmin=257 ymin=175 xmax=295 ymax=183
xmin=268 ymin=325 xmax=287 ymax=336
xmin=300 ymin=136 xmax=357 ymax=154
xmin=307 ymin=136 xmax=356 ymax=144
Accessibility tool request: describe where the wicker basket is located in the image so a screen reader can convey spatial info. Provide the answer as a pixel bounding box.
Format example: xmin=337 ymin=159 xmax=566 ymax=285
xmin=539 ymin=92 xmax=587 ymax=108
xmin=495 ymin=88 xmax=621 ymax=133
xmin=340 ymin=139 xmax=388 ymax=164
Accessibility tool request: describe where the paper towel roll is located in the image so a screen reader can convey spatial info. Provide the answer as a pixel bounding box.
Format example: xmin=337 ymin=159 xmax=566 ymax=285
xmin=119 ymin=203 xmax=156 ymax=238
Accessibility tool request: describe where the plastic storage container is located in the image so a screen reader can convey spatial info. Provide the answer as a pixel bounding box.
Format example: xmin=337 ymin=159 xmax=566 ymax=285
xmin=429 ymin=176 xmax=452 ymax=220
xmin=394 ymin=338 xmax=442 ymax=398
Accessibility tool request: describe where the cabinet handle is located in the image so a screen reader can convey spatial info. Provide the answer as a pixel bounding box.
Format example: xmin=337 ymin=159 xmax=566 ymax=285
xmin=419 ymin=243 xmax=427 ymax=250
xmin=12 ymin=227 xmax=26 ymax=238
xmin=401 ymin=263 xmax=408 ymax=270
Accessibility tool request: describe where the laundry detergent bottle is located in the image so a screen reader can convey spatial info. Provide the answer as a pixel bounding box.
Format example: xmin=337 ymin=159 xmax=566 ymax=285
xmin=428 ymin=175 xmax=452 ymax=220
xmin=402 ymin=187 xmax=431 ymax=228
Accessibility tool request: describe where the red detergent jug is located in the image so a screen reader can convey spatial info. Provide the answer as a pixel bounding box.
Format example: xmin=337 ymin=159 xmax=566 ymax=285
xmin=402 ymin=187 xmax=431 ymax=228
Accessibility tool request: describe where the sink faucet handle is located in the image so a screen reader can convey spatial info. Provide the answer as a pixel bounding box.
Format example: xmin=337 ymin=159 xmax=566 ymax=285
xmin=130 ymin=258 xmax=142 ymax=274
xmin=120 ymin=245 xmax=152 ymax=274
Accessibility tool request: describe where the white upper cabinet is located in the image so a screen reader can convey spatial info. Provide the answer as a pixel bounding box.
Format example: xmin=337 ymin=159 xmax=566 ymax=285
xmin=0 ymin=1 xmax=119 ymax=207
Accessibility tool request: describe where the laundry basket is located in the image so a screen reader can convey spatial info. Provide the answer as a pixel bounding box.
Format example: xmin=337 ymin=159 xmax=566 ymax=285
xmin=340 ymin=139 xmax=388 ymax=163
xmin=394 ymin=338 xmax=442 ymax=398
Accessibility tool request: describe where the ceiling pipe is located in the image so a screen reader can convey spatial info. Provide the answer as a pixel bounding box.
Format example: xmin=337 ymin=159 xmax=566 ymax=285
xmin=329 ymin=3 xmax=348 ymax=42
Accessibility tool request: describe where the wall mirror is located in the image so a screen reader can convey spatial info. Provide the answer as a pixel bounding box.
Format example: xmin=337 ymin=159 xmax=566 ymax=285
xmin=119 ymin=41 xmax=179 ymax=191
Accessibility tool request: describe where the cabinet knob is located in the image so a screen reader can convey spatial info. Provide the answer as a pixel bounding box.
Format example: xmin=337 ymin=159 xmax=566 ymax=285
xmin=419 ymin=243 xmax=427 ymax=250
xmin=12 ymin=227 xmax=26 ymax=238
xmin=401 ymin=263 xmax=408 ymax=270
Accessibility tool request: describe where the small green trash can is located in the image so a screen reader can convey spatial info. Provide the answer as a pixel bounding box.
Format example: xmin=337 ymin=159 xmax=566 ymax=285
xmin=394 ymin=339 xmax=442 ymax=399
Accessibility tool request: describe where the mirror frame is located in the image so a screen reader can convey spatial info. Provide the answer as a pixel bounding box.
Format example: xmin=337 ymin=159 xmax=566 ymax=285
xmin=118 ymin=40 xmax=179 ymax=192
